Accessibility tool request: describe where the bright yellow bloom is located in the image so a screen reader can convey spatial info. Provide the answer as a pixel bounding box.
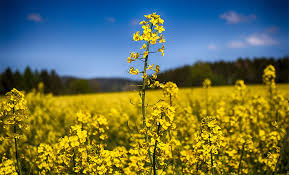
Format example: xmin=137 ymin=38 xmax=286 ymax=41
xmin=162 ymin=82 xmax=179 ymax=98
xmin=147 ymin=64 xmax=154 ymax=70
xmin=140 ymin=44 xmax=146 ymax=49
xmin=159 ymin=34 xmax=165 ymax=43
xmin=143 ymin=51 xmax=148 ymax=58
xmin=202 ymin=78 xmax=211 ymax=88
xmin=158 ymin=45 xmax=165 ymax=56
xmin=133 ymin=31 xmax=141 ymax=41
xmin=263 ymin=65 xmax=276 ymax=85
xmin=158 ymin=18 xmax=164 ymax=24
xmin=0 ymin=157 xmax=18 ymax=175
xmin=127 ymin=57 xmax=133 ymax=63
xmin=139 ymin=20 xmax=147 ymax=25
xmin=144 ymin=14 xmax=152 ymax=19
xmin=142 ymin=73 xmax=148 ymax=79
xmin=155 ymin=24 xmax=165 ymax=33
xmin=155 ymin=65 xmax=160 ymax=73
xmin=129 ymin=67 xmax=139 ymax=75
xmin=130 ymin=52 xmax=139 ymax=59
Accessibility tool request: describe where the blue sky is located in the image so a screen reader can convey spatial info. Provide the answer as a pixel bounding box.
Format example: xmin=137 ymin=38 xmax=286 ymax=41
xmin=0 ymin=0 xmax=288 ymax=78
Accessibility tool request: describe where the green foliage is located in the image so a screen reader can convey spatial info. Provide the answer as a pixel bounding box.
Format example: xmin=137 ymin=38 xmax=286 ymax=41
xmin=190 ymin=62 xmax=213 ymax=86
xmin=158 ymin=56 xmax=289 ymax=86
xmin=68 ymin=79 xmax=94 ymax=94
xmin=0 ymin=67 xmax=99 ymax=95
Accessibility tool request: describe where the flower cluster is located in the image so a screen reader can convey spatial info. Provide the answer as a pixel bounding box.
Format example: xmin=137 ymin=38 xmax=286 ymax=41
xmin=202 ymin=78 xmax=211 ymax=88
xmin=162 ymin=82 xmax=179 ymax=100
xmin=263 ymin=65 xmax=276 ymax=86
xmin=0 ymin=88 xmax=28 ymax=134
xmin=147 ymin=101 xmax=175 ymax=131
xmin=0 ymin=156 xmax=17 ymax=175
xmin=232 ymin=80 xmax=247 ymax=103
xmin=127 ymin=12 xmax=165 ymax=87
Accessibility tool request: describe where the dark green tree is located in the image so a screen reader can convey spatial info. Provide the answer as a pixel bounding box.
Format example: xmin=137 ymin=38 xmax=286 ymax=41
xmin=1 ymin=67 xmax=15 ymax=93
xmin=14 ymin=70 xmax=24 ymax=90
xmin=23 ymin=66 xmax=35 ymax=92
xmin=49 ymin=70 xmax=63 ymax=94
xmin=68 ymin=79 xmax=93 ymax=94
xmin=39 ymin=70 xmax=50 ymax=93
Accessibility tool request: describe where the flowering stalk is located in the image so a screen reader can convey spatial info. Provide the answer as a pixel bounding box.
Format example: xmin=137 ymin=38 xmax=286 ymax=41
xmin=168 ymin=95 xmax=176 ymax=174
xmin=1 ymin=89 xmax=28 ymax=175
xmin=152 ymin=113 xmax=162 ymax=175
xmin=263 ymin=65 xmax=276 ymax=119
xmin=203 ymin=78 xmax=211 ymax=116
xmin=209 ymin=135 xmax=215 ymax=175
xmin=142 ymin=40 xmax=150 ymax=135
xmin=141 ymin=39 xmax=154 ymax=169
xmin=147 ymin=102 xmax=175 ymax=175
xmin=13 ymin=103 xmax=21 ymax=175
xmin=127 ymin=12 xmax=166 ymax=172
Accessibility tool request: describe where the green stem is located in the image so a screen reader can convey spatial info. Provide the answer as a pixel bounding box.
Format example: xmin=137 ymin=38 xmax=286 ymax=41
xmin=269 ymin=83 xmax=273 ymax=119
xmin=153 ymin=139 xmax=158 ymax=175
xmin=141 ymin=40 xmax=153 ymax=170
xmin=12 ymin=105 xmax=21 ymax=175
xmin=14 ymin=131 xmax=21 ymax=175
xmin=153 ymin=114 xmax=162 ymax=175
xmin=142 ymin=49 xmax=148 ymax=129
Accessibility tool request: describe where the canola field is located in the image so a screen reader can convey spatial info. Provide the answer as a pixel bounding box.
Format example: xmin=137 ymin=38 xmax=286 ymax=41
xmin=1 ymin=12 xmax=289 ymax=175
xmin=0 ymin=81 xmax=289 ymax=174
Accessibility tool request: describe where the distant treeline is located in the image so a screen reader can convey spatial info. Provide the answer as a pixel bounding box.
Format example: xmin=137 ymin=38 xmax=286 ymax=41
xmin=1 ymin=57 xmax=288 ymax=95
xmin=0 ymin=67 xmax=96 ymax=95
xmin=0 ymin=67 xmax=139 ymax=95
xmin=157 ymin=56 xmax=289 ymax=87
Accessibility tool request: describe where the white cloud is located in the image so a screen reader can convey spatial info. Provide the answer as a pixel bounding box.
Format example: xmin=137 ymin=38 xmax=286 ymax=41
xmin=220 ymin=11 xmax=256 ymax=24
xmin=246 ymin=34 xmax=278 ymax=46
xmin=208 ymin=43 xmax=217 ymax=50
xmin=227 ymin=40 xmax=246 ymax=48
xmin=105 ymin=17 xmax=116 ymax=23
xmin=27 ymin=13 xmax=43 ymax=22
